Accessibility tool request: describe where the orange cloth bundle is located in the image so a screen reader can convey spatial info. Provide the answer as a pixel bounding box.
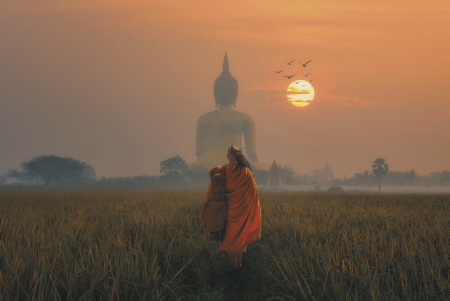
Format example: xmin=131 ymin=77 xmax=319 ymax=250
xmin=219 ymin=161 xmax=261 ymax=252
xmin=199 ymin=165 xmax=227 ymax=233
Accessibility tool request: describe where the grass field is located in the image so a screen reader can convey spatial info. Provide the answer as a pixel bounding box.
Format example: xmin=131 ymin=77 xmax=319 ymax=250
xmin=0 ymin=190 xmax=449 ymax=300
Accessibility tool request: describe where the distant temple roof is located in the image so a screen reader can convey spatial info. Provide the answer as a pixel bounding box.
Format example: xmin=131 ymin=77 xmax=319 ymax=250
xmin=323 ymin=160 xmax=332 ymax=173
xmin=267 ymin=159 xmax=282 ymax=190
xmin=268 ymin=159 xmax=280 ymax=176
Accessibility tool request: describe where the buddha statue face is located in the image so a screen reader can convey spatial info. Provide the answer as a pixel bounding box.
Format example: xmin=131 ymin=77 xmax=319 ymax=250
xmin=214 ymin=52 xmax=238 ymax=107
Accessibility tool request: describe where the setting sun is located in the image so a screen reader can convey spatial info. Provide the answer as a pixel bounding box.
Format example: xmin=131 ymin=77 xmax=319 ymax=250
xmin=287 ymin=80 xmax=315 ymax=107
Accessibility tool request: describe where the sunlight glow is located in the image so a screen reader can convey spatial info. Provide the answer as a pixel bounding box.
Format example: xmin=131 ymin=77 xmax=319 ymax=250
xmin=287 ymin=80 xmax=315 ymax=108
xmin=287 ymin=94 xmax=312 ymax=107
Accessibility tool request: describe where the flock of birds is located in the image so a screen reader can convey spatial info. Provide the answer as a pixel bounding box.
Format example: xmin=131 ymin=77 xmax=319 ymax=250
xmin=274 ymin=59 xmax=314 ymax=83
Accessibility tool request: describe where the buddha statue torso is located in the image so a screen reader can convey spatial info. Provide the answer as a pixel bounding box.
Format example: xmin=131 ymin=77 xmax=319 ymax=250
xmin=191 ymin=52 xmax=258 ymax=171
xmin=195 ymin=105 xmax=257 ymax=170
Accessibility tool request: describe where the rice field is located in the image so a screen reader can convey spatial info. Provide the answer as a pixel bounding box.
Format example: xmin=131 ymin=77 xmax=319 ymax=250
xmin=0 ymin=190 xmax=449 ymax=300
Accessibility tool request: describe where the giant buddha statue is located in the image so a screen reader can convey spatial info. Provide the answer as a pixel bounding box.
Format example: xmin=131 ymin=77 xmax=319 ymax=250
xmin=190 ymin=52 xmax=260 ymax=172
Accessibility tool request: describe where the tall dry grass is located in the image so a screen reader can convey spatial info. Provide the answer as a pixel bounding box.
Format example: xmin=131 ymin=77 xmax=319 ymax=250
xmin=0 ymin=190 xmax=448 ymax=300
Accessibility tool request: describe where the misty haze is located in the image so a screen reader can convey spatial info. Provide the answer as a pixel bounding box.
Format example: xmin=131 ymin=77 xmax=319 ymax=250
xmin=0 ymin=1 xmax=449 ymax=300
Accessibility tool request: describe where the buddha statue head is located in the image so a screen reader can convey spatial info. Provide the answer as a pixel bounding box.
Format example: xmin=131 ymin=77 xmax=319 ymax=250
xmin=214 ymin=52 xmax=238 ymax=108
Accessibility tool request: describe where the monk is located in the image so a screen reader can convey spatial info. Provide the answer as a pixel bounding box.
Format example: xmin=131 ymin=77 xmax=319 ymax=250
xmin=201 ymin=145 xmax=261 ymax=271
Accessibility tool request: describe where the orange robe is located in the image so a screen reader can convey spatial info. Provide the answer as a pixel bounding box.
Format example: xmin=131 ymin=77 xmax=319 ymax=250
xmin=210 ymin=160 xmax=261 ymax=252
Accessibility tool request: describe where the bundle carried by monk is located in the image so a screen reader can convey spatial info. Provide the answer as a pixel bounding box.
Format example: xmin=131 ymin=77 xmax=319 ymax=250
xmin=199 ymin=165 xmax=227 ymax=240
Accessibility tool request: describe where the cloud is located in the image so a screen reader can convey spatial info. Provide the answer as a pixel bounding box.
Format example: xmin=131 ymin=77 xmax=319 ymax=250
xmin=242 ymin=87 xmax=375 ymax=108
xmin=317 ymin=95 xmax=374 ymax=107
xmin=241 ymin=86 xmax=282 ymax=92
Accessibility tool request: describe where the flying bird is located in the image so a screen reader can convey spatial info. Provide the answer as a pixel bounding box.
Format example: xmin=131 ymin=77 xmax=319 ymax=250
xmin=283 ymin=73 xmax=298 ymax=79
xmin=299 ymin=60 xmax=312 ymax=67
xmin=274 ymin=70 xmax=284 ymax=74
xmin=309 ymin=79 xmax=314 ymax=83
xmin=285 ymin=60 xmax=296 ymax=65
xmin=304 ymin=72 xmax=311 ymax=77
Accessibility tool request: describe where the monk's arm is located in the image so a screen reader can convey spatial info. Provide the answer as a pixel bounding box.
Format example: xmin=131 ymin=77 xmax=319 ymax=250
xmin=243 ymin=118 xmax=258 ymax=162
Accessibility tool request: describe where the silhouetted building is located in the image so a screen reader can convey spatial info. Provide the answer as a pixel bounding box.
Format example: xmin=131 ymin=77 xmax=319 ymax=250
xmin=322 ymin=161 xmax=334 ymax=181
xmin=312 ymin=161 xmax=335 ymax=185
xmin=267 ymin=160 xmax=282 ymax=190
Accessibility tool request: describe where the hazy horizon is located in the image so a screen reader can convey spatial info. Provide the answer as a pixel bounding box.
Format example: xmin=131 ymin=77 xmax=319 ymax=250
xmin=1 ymin=0 xmax=449 ymax=178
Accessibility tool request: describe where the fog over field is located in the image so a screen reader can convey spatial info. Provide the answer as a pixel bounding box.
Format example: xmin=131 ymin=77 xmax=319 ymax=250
xmin=282 ymin=185 xmax=450 ymax=194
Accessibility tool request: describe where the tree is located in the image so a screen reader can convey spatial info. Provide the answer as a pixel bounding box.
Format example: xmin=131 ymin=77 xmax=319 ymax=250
xmin=80 ymin=162 xmax=96 ymax=182
xmin=0 ymin=173 xmax=7 ymax=185
xmin=6 ymin=169 xmax=20 ymax=184
xmin=160 ymin=154 xmax=188 ymax=181
xmin=437 ymin=171 xmax=450 ymax=186
xmin=279 ymin=165 xmax=300 ymax=185
xmin=372 ymin=158 xmax=389 ymax=193
xmin=21 ymin=155 xmax=96 ymax=186
xmin=352 ymin=170 xmax=376 ymax=187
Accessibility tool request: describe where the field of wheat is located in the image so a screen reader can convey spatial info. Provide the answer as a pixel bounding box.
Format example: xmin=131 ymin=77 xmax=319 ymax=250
xmin=0 ymin=190 xmax=448 ymax=300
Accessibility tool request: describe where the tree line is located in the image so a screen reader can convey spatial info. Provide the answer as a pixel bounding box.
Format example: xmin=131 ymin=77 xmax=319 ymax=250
xmin=0 ymin=154 xmax=189 ymax=189
xmin=272 ymin=158 xmax=450 ymax=190
xmin=1 ymin=155 xmax=449 ymax=189
xmin=1 ymin=155 xmax=96 ymax=187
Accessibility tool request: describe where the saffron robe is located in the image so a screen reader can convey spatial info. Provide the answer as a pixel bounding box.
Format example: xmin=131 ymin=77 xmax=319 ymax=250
xmin=205 ymin=161 xmax=261 ymax=252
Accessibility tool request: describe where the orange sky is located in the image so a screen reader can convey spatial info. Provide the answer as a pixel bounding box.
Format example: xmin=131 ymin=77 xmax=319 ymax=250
xmin=1 ymin=0 xmax=449 ymax=177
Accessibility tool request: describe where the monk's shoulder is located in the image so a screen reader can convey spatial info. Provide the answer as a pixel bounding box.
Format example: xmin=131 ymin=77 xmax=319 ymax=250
xmin=225 ymin=162 xmax=254 ymax=177
xmin=224 ymin=161 xmax=238 ymax=172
